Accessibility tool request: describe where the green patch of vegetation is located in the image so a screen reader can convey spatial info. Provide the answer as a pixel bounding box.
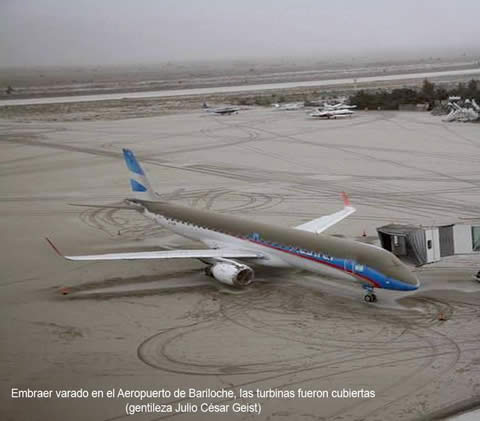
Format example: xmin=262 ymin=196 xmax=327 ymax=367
xmin=349 ymin=79 xmax=480 ymax=110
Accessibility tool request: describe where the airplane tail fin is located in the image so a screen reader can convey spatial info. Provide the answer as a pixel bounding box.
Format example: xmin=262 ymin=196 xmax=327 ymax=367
xmin=122 ymin=148 xmax=157 ymax=201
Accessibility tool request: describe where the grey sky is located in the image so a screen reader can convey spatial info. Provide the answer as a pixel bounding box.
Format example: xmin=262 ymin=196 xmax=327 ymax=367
xmin=1 ymin=0 xmax=479 ymax=67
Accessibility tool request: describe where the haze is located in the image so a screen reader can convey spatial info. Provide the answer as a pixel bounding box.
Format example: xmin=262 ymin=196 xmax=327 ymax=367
xmin=1 ymin=0 xmax=480 ymax=68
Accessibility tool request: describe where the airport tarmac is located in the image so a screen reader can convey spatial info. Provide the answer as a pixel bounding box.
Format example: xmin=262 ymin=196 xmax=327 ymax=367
xmin=1 ymin=108 xmax=480 ymax=420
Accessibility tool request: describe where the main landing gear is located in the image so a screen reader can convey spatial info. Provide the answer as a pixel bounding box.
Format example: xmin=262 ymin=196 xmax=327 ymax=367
xmin=363 ymin=285 xmax=377 ymax=303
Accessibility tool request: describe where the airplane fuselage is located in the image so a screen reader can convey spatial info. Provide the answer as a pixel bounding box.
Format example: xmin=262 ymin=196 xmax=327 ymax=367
xmin=136 ymin=199 xmax=419 ymax=292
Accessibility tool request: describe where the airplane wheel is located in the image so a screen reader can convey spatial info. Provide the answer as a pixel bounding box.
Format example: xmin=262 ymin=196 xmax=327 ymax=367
xmin=372 ymin=293 xmax=377 ymax=302
xmin=204 ymin=266 xmax=213 ymax=277
xmin=364 ymin=294 xmax=373 ymax=303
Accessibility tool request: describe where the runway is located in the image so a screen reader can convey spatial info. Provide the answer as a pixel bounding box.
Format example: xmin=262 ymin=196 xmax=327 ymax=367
xmin=1 ymin=108 xmax=480 ymax=420
xmin=1 ymin=67 xmax=480 ymax=106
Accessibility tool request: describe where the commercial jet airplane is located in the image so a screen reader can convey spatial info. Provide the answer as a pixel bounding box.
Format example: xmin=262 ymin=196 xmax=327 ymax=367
xmin=46 ymin=149 xmax=420 ymax=303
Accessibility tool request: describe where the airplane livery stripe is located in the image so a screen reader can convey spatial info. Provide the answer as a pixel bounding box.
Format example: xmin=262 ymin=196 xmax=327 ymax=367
xmin=246 ymin=238 xmax=382 ymax=288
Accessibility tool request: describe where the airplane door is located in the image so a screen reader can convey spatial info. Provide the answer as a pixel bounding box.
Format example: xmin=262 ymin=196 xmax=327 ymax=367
xmin=344 ymin=260 xmax=364 ymax=277
xmin=344 ymin=259 xmax=355 ymax=274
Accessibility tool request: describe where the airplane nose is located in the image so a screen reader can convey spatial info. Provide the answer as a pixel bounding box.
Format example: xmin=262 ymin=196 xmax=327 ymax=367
xmin=395 ymin=261 xmax=420 ymax=290
xmin=382 ymin=249 xmax=420 ymax=290
xmin=403 ymin=269 xmax=420 ymax=290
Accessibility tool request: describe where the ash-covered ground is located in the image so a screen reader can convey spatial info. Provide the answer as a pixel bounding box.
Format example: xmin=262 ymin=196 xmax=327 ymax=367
xmin=1 ymin=108 xmax=480 ymax=420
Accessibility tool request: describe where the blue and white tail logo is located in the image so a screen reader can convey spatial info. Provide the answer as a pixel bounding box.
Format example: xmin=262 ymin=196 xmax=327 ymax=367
xmin=122 ymin=148 xmax=156 ymax=200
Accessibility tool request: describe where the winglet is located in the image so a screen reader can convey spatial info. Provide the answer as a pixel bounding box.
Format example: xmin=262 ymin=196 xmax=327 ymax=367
xmin=45 ymin=237 xmax=63 ymax=257
xmin=342 ymin=192 xmax=351 ymax=207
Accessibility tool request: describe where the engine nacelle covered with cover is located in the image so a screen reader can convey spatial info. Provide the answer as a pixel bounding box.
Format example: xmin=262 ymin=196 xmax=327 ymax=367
xmin=210 ymin=262 xmax=254 ymax=287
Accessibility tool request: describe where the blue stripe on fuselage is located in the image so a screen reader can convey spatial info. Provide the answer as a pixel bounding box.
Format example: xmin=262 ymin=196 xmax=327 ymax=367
xmin=245 ymin=236 xmax=417 ymax=291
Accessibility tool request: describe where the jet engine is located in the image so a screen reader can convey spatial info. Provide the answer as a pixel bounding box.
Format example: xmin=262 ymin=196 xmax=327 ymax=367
xmin=207 ymin=262 xmax=254 ymax=287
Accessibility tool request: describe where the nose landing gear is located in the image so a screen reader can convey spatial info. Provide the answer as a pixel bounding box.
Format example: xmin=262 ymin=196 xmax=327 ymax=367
xmin=363 ymin=285 xmax=377 ymax=303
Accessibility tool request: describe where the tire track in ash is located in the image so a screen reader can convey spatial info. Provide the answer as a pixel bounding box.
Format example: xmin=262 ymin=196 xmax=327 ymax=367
xmin=138 ymin=320 xmax=320 ymax=376
xmin=218 ymin=293 xmax=402 ymax=352
xmin=77 ymin=188 xmax=286 ymax=242
xmin=396 ymin=113 xmax=480 ymax=150
xmin=157 ymin=126 xmax=260 ymax=157
xmin=95 ymin=286 xmax=474 ymax=421
xmin=136 ymin=283 xmax=463 ymax=373
xmin=6 ymin=120 xmax=471 ymax=228
xmin=8 ymin=126 xmax=466 ymax=220
xmin=213 ymin=191 xmax=284 ymax=214
xmin=162 ymin=188 xmax=284 ymax=215
xmin=86 ymin=280 xmax=472 ymax=420
xmin=0 ymin=132 xmax=273 ymax=189
xmin=287 ymin=172 xmax=480 ymax=220
xmin=79 ymin=207 xmax=165 ymax=240
xmin=224 ymin=120 xmax=480 ymax=217
xmin=327 ymin=326 xmax=461 ymax=421
xmin=306 ymin=296 xmax=471 ymax=420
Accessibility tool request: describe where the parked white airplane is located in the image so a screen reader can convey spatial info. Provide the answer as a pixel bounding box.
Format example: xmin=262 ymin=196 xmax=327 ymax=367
xmin=322 ymin=102 xmax=357 ymax=111
xmin=272 ymin=102 xmax=303 ymax=111
xmin=203 ymin=102 xmax=240 ymax=115
xmin=310 ymin=109 xmax=355 ymax=119
xmin=46 ymin=149 xmax=419 ymax=302
xmin=443 ymin=101 xmax=479 ymax=122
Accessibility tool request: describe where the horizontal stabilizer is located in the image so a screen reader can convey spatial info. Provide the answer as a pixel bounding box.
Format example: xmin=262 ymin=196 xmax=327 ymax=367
xmin=294 ymin=192 xmax=356 ymax=234
xmin=45 ymin=238 xmax=262 ymax=261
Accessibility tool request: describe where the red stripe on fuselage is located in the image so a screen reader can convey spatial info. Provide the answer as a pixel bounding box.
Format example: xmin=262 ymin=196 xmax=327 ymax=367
xmin=247 ymin=238 xmax=381 ymax=288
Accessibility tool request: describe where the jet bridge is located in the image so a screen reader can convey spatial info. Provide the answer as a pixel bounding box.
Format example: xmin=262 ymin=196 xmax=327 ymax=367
xmin=377 ymin=223 xmax=480 ymax=266
xmin=377 ymin=224 xmax=433 ymax=266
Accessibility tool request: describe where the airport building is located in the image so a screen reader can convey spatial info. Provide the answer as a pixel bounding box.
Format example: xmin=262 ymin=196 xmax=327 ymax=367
xmin=377 ymin=223 xmax=480 ymax=265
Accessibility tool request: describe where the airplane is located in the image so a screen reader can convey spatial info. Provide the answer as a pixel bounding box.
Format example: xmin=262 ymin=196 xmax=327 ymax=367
xmin=202 ymin=102 xmax=240 ymax=115
xmin=444 ymin=101 xmax=479 ymax=122
xmin=46 ymin=149 xmax=420 ymax=303
xmin=322 ymin=103 xmax=357 ymax=111
xmin=272 ymin=102 xmax=304 ymax=111
xmin=312 ymin=100 xmax=357 ymax=111
xmin=310 ymin=109 xmax=355 ymax=119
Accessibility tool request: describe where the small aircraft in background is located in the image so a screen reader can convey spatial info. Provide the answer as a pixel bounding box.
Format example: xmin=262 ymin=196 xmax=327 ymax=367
xmin=443 ymin=99 xmax=479 ymax=122
xmin=322 ymin=102 xmax=357 ymax=111
xmin=272 ymin=102 xmax=304 ymax=111
xmin=310 ymin=109 xmax=355 ymax=119
xmin=203 ymin=102 xmax=240 ymax=115
xmin=309 ymin=100 xmax=357 ymax=119
xmin=46 ymin=149 xmax=419 ymax=303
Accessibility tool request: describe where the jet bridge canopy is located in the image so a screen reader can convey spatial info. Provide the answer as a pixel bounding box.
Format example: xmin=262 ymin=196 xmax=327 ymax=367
xmin=377 ymin=224 xmax=430 ymax=266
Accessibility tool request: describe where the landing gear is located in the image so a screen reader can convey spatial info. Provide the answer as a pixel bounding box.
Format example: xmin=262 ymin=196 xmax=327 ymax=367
xmin=362 ymin=285 xmax=377 ymax=303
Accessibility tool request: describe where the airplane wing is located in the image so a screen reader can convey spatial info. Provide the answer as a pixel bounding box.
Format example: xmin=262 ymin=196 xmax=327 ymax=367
xmin=46 ymin=238 xmax=263 ymax=261
xmin=294 ymin=192 xmax=355 ymax=234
